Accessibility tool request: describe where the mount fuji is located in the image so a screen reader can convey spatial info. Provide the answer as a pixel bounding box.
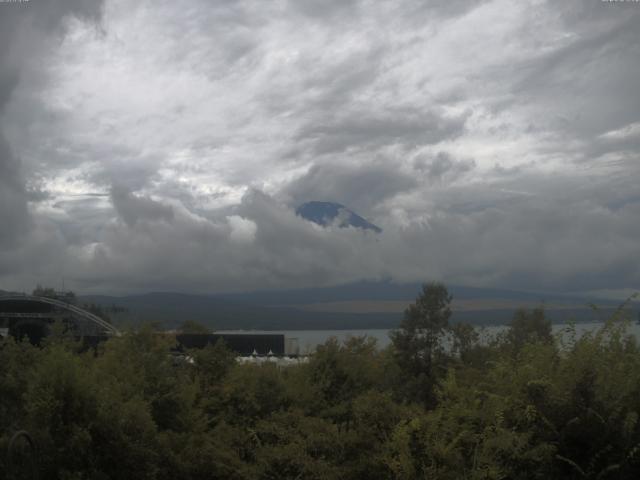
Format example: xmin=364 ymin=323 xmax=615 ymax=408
xmin=296 ymin=201 xmax=382 ymax=233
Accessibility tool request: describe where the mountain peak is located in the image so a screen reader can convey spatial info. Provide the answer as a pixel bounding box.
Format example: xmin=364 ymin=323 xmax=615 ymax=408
xmin=296 ymin=201 xmax=382 ymax=233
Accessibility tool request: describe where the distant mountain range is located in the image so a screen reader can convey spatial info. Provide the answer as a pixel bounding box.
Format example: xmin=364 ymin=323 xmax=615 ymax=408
xmin=4 ymin=282 xmax=635 ymax=331
xmin=296 ymin=201 xmax=382 ymax=233
xmin=76 ymin=281 xmax=635 ymax=331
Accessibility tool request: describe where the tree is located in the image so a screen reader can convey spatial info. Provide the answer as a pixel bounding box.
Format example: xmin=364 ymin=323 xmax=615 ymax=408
xmin=32 ymin=285 xmax=58 ymax=299
xmin=450 ymin=322 xmax=479 ymax=362
xmin=505 ymin=307 xmax=552 ymax=353
xmin=390 ymin=282 xmax=452 ymax=406
xmin=179 ymin=320 xmax=211 ymax=334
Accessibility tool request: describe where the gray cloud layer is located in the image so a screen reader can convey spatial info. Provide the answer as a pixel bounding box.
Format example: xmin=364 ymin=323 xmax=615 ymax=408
xmin=0 ymin=0 xmax=638 ymax=297
xmin=0 ymin=0 xmax=103 ymax=248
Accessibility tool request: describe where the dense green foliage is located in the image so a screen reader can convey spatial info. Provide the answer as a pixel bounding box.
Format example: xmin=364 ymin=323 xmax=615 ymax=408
xmin=1 ymin=285 xmax=639 ymax=479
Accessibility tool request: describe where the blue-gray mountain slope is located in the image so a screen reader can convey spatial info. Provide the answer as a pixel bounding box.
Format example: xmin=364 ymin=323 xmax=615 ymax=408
xmin=296 ymin=201 xmax=382 ymax=233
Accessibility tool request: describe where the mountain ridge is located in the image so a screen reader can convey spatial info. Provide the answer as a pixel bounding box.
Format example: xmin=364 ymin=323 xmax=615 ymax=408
xmin=76 ymin=281 xmax=633 ymax=330
xmin=296 ymin=201 xmax=382 ymax=233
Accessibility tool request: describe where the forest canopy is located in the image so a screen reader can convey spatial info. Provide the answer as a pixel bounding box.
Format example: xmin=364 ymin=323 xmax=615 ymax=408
xmin=1 ymin=284 xmax=639 ymax=479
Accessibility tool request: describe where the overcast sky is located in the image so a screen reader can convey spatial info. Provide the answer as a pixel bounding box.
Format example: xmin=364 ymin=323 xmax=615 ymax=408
xmin=0 ymin=0 xmax=638 ymax=296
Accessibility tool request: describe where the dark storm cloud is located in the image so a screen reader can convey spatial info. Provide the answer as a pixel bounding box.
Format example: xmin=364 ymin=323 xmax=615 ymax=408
xmin=110 ymin=186 xmax=174 ymax=227
xmin=0 ymin=0 xmax=638 ymax=297
xmin=410 ymin=0 xmax=482 ymax=18
xmin=50 ymin=196 xmax=111 ymax=246
xmin=89 ymin=155 xmax=164 ymax=192
xmin=0 ymin=0 xmax=104 ymax=248
xmin=512 ymin=1 xmax=640 ymax=156
xmin=0 ymin=70 xmax=19 ymax=109
xmin=290 ymin=0 xmax=482 ymax=22
xmin=0 ymin=9 xmax=29 ymax=247
xmin=57 ymin=190 xmax=386 ymax=294
xmin=7 ymin=173 xmax=640 ymax=295
xmin=289 ymin=0 xmax=360 ymax=19
xmin=0 ymin=136 xmax=28 ymax=247
xmin=284 ymin=159 xmax=419 ymax=215
xmin=295 ymin=107 xmax=468 ymax=156
xmin=0 ymin=0 xmax=103 ymax=92
xmin=414 ymin=151 xmax=476 ymax=182
xmin=294 ymin=46 xmax=386 ymax=113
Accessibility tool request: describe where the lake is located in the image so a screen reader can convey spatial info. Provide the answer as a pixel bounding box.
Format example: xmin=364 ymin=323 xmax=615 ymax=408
xmin=217 ymin=321 xmax=640 ymax=354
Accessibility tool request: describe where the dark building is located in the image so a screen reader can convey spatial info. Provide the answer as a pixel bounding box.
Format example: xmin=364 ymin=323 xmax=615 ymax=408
xmin=0 ymin=295 xmax=289 ymax=357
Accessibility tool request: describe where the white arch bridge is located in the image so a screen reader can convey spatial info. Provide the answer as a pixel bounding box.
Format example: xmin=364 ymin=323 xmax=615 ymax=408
xmin=0 ymin=295 xmax=121 ymax=341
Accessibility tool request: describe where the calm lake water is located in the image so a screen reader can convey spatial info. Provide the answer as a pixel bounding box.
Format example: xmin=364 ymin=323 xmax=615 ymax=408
xmin=217 ymin=321 xmax=640 ymax=354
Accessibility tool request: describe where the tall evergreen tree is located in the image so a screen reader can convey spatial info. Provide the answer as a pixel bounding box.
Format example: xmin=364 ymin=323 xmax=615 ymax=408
xmin=390 ymin=282 xmax=452 ymax=406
